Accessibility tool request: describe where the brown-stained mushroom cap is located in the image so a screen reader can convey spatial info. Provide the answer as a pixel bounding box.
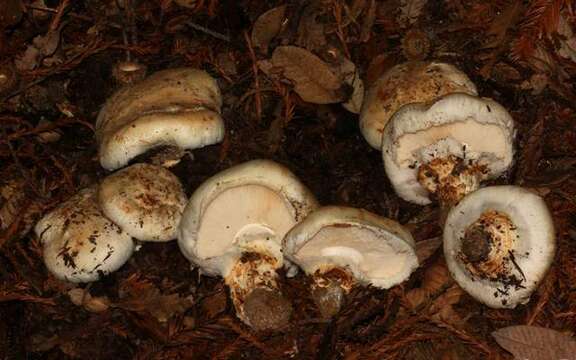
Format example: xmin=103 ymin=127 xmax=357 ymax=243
xmin=96 ymin=67 xmax=225 ymax=170
xmin=34 ymin=187 xmax=135 ymax=283
xmin=360 ymin=61 xmax=477 ymax=149
xmin=98 ymin=163 xmax=187 ymax=242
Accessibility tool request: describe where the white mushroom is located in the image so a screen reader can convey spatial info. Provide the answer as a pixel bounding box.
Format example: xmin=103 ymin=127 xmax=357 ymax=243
xmin=178 ymin=159 xmax=318 ymax=330
xmin=96 ymin=67 xmax=225 ymax=170
xmin=98 ymin=163 xmax=187 ymax=242
xmin=443 ymin=186 xmax=555 ymax=308
xmin=360 ymin=61 xmax=477 ymax=149
xmin=34 ymin=187 xmax=135 ymax=283
xmin=382 ymin=93 xmax=515 ymax=208
xmin=283 ymin=206 xmax=418 ymax=318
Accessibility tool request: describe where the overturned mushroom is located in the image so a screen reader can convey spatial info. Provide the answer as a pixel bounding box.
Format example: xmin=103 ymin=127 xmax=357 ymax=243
xmin=178 ymin=159 xmax=318 ymax=330
xmin=98 ymin=163 xmax=187 ymax=242
xmin=360 ymin=61 xmax=477 ymax=149
xmin=34 ymin=187 xmax=135 ymax=283
xmin=96 ymin=67 xmax=225 ymax=170
xmin=443 ymin=186 xmax=555 ymax=308
xmin=283 ymin=206 xmax=418 ymax=318
xmin=382 ymin=93 xmax=515 ymax=210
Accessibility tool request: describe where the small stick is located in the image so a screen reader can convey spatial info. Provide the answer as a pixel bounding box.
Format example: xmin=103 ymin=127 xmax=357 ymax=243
xmin=49 ymin=0 xmax=70 ymax=32
xmin=186 ymin=21 xmax=230 ymax=42
xmin=243 ymin=31 xmax=262 ymax=122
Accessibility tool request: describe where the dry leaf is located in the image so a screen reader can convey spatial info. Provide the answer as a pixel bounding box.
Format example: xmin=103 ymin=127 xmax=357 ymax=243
xmin=251 ymin=5 xmax=286 ymax=52
xmin=295 ymin=3 xmax=328 ymax=52
xmin=421 ymin=259 xmax=452 ymax=292
xmin=15 ymin=25 xmax=64 ymax=70
xmin=430 ymin=286 xmax=463 ymax=310
xmin=399 ymin=0 xmax=428 ymax=27
xmin=201 ymin=289 xmax=228 ymax=319
xmin=492 ymin=325 xmax=576 ymax=359
xmin=432 ymin=306 xmax=463 ymax=326
xmin=339 ymin=57 xmax=364 ymax=114
xmin=117 ymin=274 xmax=193 ymax=323
xmin=68 ymin=288 xmax=111 ymax=313
xmin=415 ymin=237 xmax=442 ymax=263
xmin=404 ymin=287 xmax=428 ymax=309
xmin=259 ymin=46 xmax=346 ymax=104
xmin=359 ymin=0 xmax=377 ymax=42
xmin=482 ymin=1 xmax=524 ymax=50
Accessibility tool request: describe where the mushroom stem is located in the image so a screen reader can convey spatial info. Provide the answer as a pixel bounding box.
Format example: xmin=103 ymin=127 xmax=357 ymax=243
xmin=224 ymin=251 xmax=292 ymax=331
xmin=417 ymin=155 xmax=486 ymax=219
xmin=310 ymin=267 xmax=356 ymax=319
xmin=458 ymin=210 xmax=518 ymax=281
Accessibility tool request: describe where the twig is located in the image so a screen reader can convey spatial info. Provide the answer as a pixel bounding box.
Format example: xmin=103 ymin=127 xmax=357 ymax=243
xmin=0 ymin=117 xmax=84 ymax=143
xmin=25 ymin=5 xmax=123 ymax=29
xmin=223 ymin=318 xmax=277 ymax=357
xmin=426 ymin=316 xmax=493 ymax=356
xmin=243 ymin=31 xmax=262 ymax=122
xmin=186 ymin=21 xmax=230 ymax=42
xmin=49 ymin=0 xmax=70 ymax=32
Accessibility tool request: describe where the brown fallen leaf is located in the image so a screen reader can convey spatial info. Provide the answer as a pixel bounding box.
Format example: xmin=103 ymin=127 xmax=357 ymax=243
xmin=258 ymin=45 xmax=347 ymax=104
xmin=492 ymin=325 xmax=576 ymax=360
xmin=251 ymin=5 xmax=287 ymax=52
xmin=399 ymin=0 xmax=428 ymax=27
xmin=117 ymin=274 xmax=193 ymax=323
xmin=415 ymin=237 xmax=442 ymax=264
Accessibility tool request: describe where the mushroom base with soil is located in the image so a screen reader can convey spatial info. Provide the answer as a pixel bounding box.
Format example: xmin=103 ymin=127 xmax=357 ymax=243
xmin=225 ymin=250 xmax=292 ymax=331
xmin=309 ymin=267 xmax=356 ymax=319
xmin=458 ymin=210 xmax=518 ymax=281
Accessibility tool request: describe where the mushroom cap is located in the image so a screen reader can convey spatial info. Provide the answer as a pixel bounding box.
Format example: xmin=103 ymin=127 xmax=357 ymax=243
xmin=34 ymin=187 xmax=135 ymax=283
xmin=382 ymin=93 xmax=516 ymax=205
xmin=359 ymin=61 xmax=477 ymax=149
xmin=98 ymin=163 xmax=188 ymax=242
xmin=178 ymin=159 xmax=319 ymax=276
xmin=283 ymin=206 xmax=419 ymax=289
xmin=96 ymin=67 xmax=225 ymax=170
xmin=444 ymin=186 xmax=556 ymax=308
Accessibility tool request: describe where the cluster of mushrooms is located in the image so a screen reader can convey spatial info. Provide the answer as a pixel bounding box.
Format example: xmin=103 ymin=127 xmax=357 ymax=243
xmin=35 ymin=61 xmax=555 ymax=332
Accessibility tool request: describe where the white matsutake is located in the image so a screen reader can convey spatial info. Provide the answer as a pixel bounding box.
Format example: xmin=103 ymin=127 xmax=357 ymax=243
xmin=382 ymin=93 xmax=515 ymax=205
xmin=284 ymin=206 xmax=418 ymax=290
xmin=360 ymin=61 xmax=477 ymax=150
xmin=444 ymin=186 xmax=555 ymax=308
xmin=98 ymin=163 xmax=187 ymax=242
xmin=178 ymin=159 xmax=318 ymax=330
xmin=96 ymin=67 xmax=225 ymax=170
xmin=35 ymin=187 xmax=134 ymax=283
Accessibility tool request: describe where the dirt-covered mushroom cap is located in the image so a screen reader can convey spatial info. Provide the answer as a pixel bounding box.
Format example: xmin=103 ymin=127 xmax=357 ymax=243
xmin=443 ymin=186 xmax=555 ymax=308
xmin=34 ymin=187 xmax=135 ymax=283
xmin=382 ymin=93 xmax=515 ymax=205
xmin=284 ymin=206 xmax=418 ymax=289
xmin=96 ymin=67 xmax=225 ymax=170
xmin=178 ymin=159 xmax=318 ymax=330
xmin=360 ymin=61 xmax=477 ymax=149
xmin=98 ymin=163 xmax=187 ymax=242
